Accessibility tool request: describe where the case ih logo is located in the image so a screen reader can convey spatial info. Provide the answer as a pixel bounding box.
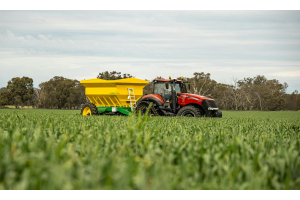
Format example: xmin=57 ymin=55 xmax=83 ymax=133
xmin=179 ymin=95 xmax=202 ymax=102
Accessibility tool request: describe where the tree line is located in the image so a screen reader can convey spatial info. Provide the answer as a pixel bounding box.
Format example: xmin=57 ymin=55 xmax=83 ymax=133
xmin=0 ymin=71 xmax=299 ymax=110
xmin=181 ymin=72 xmax=298 ymax=111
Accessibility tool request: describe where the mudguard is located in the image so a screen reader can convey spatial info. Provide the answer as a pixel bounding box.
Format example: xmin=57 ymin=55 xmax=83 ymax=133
xmin=141 ymin=94 xmax=164 ymax=106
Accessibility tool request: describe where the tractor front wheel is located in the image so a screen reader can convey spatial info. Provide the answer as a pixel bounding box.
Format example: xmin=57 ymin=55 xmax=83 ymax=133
xmin=177 ymin=105 xmax=201 ymax=117
xmin=216 ymin=111 xmax=222 ymax=118
xmin=81 ymin=103 xmax=98 ymax=116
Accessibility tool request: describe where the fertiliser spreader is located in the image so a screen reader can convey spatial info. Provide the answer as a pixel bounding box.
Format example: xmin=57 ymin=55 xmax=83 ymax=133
xmin=80 ymin=78 xmax=148 ymax=116
xmin=80 ymin=77 xmax=222 ymax=117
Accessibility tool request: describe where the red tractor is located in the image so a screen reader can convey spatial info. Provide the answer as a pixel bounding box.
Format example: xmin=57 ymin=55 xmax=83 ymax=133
xmin=136 ymin=77 xmax=222 ymax=117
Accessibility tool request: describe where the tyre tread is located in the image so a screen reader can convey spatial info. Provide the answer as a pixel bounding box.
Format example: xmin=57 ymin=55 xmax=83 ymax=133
xmin=80 ymin=102 xmax=98 ymax=116
xmin=177 ymin=105 xmax=201 ymax=117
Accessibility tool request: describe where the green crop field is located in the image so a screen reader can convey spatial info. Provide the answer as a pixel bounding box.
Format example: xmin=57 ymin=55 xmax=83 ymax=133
xmin=0 ymin=109 xmax=299 ymax=189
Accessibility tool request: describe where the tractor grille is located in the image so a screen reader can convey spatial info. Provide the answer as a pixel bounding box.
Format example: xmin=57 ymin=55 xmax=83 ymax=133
xmin=202 ymin=100 xmax=218 ymax=110
xmin=201 ymin=100 xmax=218 ymax=117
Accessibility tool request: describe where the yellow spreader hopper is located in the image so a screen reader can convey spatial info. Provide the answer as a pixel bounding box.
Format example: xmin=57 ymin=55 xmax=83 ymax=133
xmin=80 ymin=78 xmax=149 ymax=116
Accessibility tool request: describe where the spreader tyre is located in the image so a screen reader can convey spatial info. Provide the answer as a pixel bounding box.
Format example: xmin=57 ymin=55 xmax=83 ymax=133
xmin=81 ymin=103 xmax=98 ymax=116
xmin=177 ymin=105 xmax=201 ymax=117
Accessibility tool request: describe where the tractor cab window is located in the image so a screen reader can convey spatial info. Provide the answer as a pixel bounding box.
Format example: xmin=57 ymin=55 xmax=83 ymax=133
xmin=181 ymin=82 xmax=188 ymax=93
xmin=154 ymin=82 xmax=172 ymax=101
xmin=175 ymin=83 xmax=182 ymax=93
xmin=178 ymin=82 xmax=188 ymax=93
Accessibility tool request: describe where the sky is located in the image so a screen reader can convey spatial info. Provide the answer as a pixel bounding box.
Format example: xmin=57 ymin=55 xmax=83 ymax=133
xmin=1 ymin=10 xmax=300 ymax=93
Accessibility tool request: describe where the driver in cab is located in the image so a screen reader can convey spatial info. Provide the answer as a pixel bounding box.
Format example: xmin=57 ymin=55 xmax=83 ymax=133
xmin=159 ymin=84 xmax=171 ymax=102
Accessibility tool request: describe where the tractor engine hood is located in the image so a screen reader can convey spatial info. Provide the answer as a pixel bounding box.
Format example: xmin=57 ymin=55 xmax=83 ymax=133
xmin=178 ymin=93 xmax=215 ymax=101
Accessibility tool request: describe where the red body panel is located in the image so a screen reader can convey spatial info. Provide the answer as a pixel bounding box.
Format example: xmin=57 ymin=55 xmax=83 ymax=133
xmin=143 ymin=93 xmax=214 ymax=107
xmin=142 ymin=94 xmax=165 ymax=103
xmin=177 ymin=93 xmax=214 ymax=106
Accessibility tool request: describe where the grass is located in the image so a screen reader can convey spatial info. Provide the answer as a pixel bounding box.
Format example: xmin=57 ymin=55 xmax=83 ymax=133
xmin=0 ymin=109 xmax=299 ymax=189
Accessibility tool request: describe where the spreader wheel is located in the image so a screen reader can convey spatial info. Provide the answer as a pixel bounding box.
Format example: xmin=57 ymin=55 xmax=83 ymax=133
xmin=81 ymin=103 xmax=98 ymax=116
xmin=177 ymin=105 xmax=201 ymax=117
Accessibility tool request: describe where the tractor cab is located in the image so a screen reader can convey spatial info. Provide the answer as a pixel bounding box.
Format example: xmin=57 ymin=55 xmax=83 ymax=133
xmin=153 ymin=78 xmax=188 ymax=103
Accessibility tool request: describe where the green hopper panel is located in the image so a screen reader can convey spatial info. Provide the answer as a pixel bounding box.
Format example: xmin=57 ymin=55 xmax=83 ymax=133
xmin=97 ymin=107 xmax=133 ymax=116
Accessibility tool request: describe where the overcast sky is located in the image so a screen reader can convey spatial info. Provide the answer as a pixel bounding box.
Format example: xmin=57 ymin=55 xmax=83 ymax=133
xmin=0 ymin=10 xmax=300 ymax=93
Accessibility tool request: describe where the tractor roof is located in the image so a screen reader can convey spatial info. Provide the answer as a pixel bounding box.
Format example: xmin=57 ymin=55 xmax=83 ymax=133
xmin=153 ymin=79 xmax=182 ymax=82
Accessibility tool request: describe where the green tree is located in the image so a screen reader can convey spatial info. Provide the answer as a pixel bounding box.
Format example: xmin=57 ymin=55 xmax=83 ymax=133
xmin=185 ymin=72 xmax=217 ymax=97
xmin=2 ymin=77 xmax=34 ymax=109
xmin=97 ymin=71 xmax=134 ymax=80
xmin=236 ymin=75 xmax=288 ymax=111
xmin=0 ymin=87 xmax=10 ymax=106
xmin=35 ymin=76 xmax=86 ymax=109
xmin=66 ymin=81 xmax=86 ymax=109
xmin=285 ymin=90 xmax=300 ymax=111
xmin=143 ymin=79 xmax=153 ymax=95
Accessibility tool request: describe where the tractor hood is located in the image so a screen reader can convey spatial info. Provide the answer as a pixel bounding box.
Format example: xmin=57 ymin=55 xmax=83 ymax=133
xmin=178 ymin=93 xmax=215 ymax=101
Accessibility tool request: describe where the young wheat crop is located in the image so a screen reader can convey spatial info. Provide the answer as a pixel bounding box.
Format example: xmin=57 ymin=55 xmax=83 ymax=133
xmin=0 ymin=109 xmax=299 ymax=189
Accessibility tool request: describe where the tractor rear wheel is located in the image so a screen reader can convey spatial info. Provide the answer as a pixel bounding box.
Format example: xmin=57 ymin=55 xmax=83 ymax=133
xmin=177 ymin=105 xmax=201 ymax=117
xmin=81 ymin=103 xmax=98 ymax=116
xmin=136 ymin=101 xmax=154 ymax=116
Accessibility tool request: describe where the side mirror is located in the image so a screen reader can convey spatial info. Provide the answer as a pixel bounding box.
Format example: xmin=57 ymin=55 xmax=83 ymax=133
xmin=165 ymin=82 xmax=169 ymax=89
xmin=188 ymin=83 xmax=190 ymax=90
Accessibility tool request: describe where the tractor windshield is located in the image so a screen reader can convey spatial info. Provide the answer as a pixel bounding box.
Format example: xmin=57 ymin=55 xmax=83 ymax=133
xmin=154 ymin=82 xmax=182 ymax=94
xmin=175 ymin=83 xmax=181 ymax=93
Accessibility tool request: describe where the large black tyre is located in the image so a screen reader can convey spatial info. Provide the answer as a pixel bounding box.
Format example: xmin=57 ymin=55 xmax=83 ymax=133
xmin=135 ymin=97 xmax=143 ymax=109
xmin=176 ymin=105 xmax=201 ymax=117
xmin=81 ymin=103 xmax=98 ymax=116
xmin=216 ymin=111 xmax=222 ymax=118
xmin=136 ymin=101 xmax=154 ymax=116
